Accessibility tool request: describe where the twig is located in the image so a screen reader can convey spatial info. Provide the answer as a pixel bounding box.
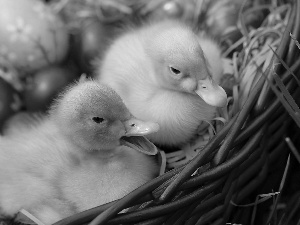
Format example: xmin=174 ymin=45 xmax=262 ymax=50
xmin=285 ymin=137 xmax=300 ymax=164
xmin=265 ymin=155 xmax=290 ymax=225
xmin=290 ymin=32 xmax=300 ymax=50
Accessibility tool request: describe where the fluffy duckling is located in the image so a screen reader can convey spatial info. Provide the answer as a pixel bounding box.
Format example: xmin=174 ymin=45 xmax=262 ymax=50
xmin=95 ymin=20 xmax=227 ymax=147
xmin=0 ymin=80 xmax=159 ymax=224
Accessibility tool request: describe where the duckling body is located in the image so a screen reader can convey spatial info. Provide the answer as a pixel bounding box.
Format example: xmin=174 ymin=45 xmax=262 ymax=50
xmin=96 ymin=20 xmax=227 ymax=147
xmin=0 ymin=80 xmax=159 ymax=224
xmin=60 ymin=145 xmax=156 ymax=212
xmin=0 ymin=120 xmax=76 ymax=222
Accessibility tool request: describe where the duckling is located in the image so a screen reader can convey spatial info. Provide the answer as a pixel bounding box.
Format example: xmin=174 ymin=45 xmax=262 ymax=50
xmin=0 ymin=80 xmax=159 ymax=224
xmin=95 ymin=20 xmax=227 ymax=147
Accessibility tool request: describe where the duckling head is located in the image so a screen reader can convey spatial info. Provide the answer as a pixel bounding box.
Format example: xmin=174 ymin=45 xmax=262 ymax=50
xmin=50 ymin=80 xmax=159 ymax=154
xmin=145 ymin=22 xmax=227 ymax=107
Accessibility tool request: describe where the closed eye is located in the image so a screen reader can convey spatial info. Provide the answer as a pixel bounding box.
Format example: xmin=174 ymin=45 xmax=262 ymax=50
xmin=92 ymin=117 xmax=105 ymax=124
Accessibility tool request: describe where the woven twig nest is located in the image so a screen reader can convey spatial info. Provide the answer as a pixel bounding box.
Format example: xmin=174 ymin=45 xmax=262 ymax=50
xmin=42 ymin=0 xmax=300 ymax=225
xmin=1 ymin=0 xmax=299 ymax=224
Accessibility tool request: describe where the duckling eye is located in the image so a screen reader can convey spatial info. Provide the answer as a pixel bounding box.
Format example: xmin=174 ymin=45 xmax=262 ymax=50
xmin=169 ymin=67 xmax=181 ymax=75
xmin=92 ymin=117 xmax=105 ymax=124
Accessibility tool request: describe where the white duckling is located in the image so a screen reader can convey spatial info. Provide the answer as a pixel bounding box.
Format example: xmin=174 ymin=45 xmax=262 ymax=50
xmin=0 ymin=79 xmax=159 ymax=224
xmin=95 ymin=20 xmax=227 ymax=147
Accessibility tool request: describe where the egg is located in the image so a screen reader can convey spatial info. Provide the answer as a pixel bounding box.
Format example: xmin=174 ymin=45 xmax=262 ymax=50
xmin=148 ymin=1 xmax=184 ymax=21
xmin=205 ymin=0 xmax=266 ymax=39
xmin=72 ymin=18 xmax=115 ymax=75
xmin=24 ymin=66 xmax=79 ymax=112
xmin=0 ymin=77 xmax=20 ymax=130
xmin=0 ymin=0 xmax=69 ymax=73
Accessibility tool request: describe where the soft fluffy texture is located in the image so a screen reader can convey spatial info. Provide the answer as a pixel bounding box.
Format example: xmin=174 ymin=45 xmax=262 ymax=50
xmin=96 ymin=20 xmax=226 ymax=147
xmin=0 ymin=80 xmax=158 ymax=224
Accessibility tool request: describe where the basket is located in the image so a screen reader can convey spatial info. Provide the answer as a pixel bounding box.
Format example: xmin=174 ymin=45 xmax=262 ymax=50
xmin=1 ymin=0 xmax=300 ymax=224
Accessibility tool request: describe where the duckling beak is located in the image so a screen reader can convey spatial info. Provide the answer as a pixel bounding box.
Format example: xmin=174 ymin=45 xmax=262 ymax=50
xmin=120 ymin=118 xmax=159 ymax=155
xmin=195 ymin=77 xmax=227 ymax=107
xmin=123 ymin=118 xmax=160 ymax=136
xmin=121 ymin=136 xmax=158 ymax=155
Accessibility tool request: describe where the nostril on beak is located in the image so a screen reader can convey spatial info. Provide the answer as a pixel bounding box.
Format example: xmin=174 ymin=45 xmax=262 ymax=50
xmin=131 ymin=124 xmax=136 ymax=127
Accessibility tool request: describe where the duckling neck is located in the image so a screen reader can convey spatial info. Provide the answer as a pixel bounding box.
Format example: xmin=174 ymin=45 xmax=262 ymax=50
xmin=86 ymin=148 xmax=121 ymax=159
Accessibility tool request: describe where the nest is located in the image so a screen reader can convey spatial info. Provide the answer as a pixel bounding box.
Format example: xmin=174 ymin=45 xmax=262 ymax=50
xmin=2 ymin=0 xmax=300 ymax=224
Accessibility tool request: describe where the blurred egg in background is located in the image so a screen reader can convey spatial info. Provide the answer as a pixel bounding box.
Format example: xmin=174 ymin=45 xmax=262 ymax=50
xmin=24 ymin=65 xmax=79 ymax=112
xmin=72 ymin=18 xmax=116 ymax=75
xmin=0 ymin=77 xmax=20 ymax=129
xmin=0 ymin=0 xmax=70 ymax=74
